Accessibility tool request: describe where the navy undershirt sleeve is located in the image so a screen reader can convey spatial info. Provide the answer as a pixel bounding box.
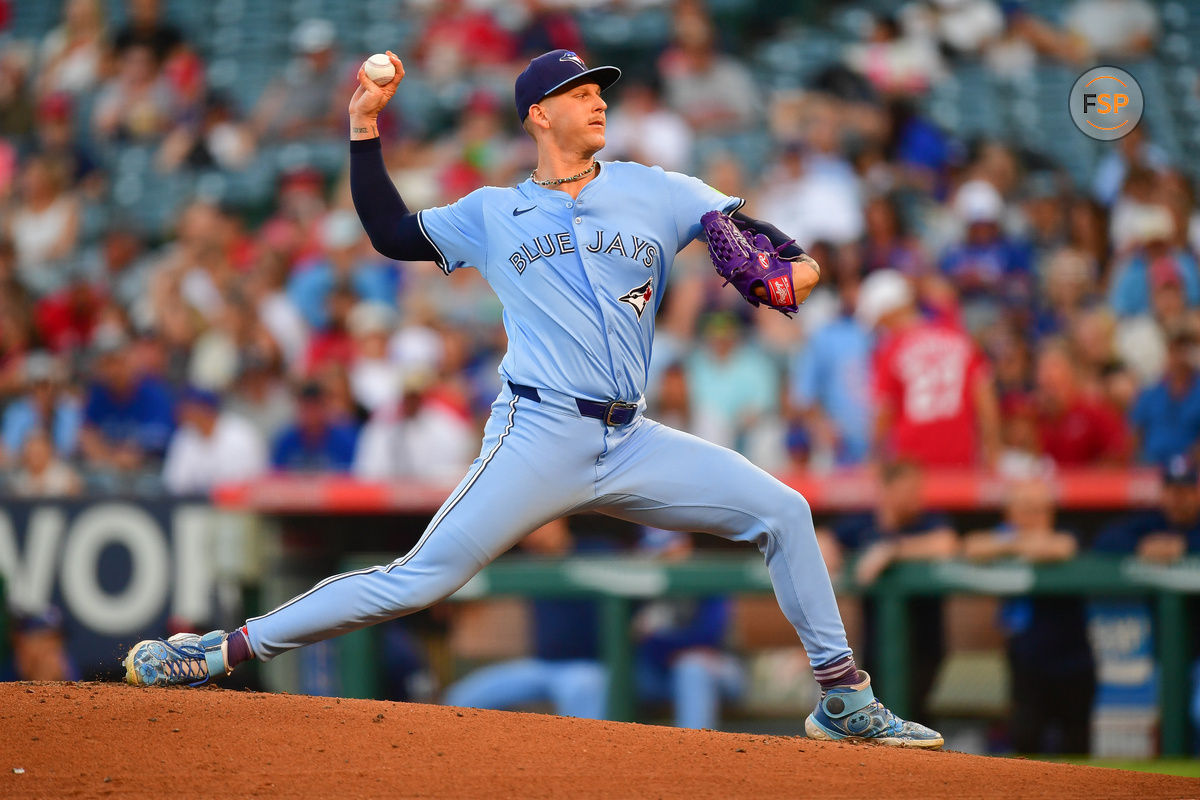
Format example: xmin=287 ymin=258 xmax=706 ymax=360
xmin=732 ymin=210 xmax=806 ymax=260
xmin=349 ymin=137 xmax=438 ymax=262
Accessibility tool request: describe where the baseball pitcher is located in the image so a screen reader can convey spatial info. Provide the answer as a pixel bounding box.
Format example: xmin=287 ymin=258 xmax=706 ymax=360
xmin=126 ymin=49 xmax=942 ymax=748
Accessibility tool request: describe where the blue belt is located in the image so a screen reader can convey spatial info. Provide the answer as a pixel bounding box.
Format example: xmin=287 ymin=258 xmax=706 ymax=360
xmin=507 ymin=381 xmax=639 ymax=426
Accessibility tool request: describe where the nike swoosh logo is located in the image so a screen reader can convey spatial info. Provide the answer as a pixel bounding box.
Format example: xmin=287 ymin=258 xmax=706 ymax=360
xmin=512 ymin=206 xmax=537 ymax=216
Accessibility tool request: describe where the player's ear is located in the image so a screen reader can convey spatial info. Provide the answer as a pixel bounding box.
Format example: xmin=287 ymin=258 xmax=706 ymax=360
xmin=527 ymin=103 xmax=551 ymax=132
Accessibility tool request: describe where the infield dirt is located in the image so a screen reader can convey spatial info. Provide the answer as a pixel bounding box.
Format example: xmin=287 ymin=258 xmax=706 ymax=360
xmin=2 ymin=682 xmax=1196 ymax=799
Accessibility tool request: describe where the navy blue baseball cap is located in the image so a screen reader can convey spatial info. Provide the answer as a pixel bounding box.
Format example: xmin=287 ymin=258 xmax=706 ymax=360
xmin=515 ymin=49 xmax=621 ymax=123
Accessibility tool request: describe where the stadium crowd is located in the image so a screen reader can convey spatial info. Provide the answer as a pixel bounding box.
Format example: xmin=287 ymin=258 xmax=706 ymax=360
xmin=0 ymin=0 xmax=1192 ymax=495
xmin=2 ymin=0 xmax=1199 ymax=753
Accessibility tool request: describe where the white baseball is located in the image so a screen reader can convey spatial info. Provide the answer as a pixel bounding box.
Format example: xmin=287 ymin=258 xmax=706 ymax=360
xmin=363 ymin=53 xmax=395 ymax=86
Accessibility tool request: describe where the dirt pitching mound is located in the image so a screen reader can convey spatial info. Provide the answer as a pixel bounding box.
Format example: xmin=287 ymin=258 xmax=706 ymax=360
xmin=2 ymin=682 xmax=1196 ymax=799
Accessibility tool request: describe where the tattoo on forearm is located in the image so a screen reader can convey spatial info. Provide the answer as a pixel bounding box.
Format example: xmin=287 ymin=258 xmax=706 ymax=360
xmin=352 ymin=127 xmax=370 ymax=134
xmin=351 ymin=122 xmax=379 ymax=139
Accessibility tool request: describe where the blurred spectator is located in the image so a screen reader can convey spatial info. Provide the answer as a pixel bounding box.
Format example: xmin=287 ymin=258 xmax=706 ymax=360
xmin=347 ymin=301 xmax=402 ymax=413
xmin=1092 ymin=125 xmax=1170 ymax=208
xmin=79 ymin=331 xmax=176 ymax=476
xmin=162 ymin=386 xmax=267 ymax=494
xmin=939 ymin=179 xmax=1034 ymax=331
xmin=1031 ymin=249 xmax=1098 ymax=341
xmin=270 ymin=381 xmax=358 ymax=472
xmin=36 ymin=0 xmax=107 ymax=98
xmin=1063 ymin=0 xmax=1159 ymax=60
xmin=227 ymin=353 xmax=296 ymax=444
xmin=9 ymin=427 xmax=82 ymax=497
xmin=603 ymin=79 xmax=693 ymax=172
xmin=964 ymin=478 xmax=1094 ymax=755
xmin=907 ymin=0 xmax=1005 ymax=57
xmin=1033 ymin=340 xmax=1130 ymax=466
xmin=5 ymin=607 xmax=79 ymax=681
xmin=844 ymin=13 xmax=945 ymax=96
xmin=1 ymin=351 xmax=81 ymax=465
xmin=252 ymin=19 xmax=350 ymax=141
xmin=288 ymin=210 xmax=402 ymax=332
xmin=353 ymin=371 xmax=476 ymax=483
xmin=632 ymin=529 xmax=744 ymax=730
xmin=860 ymin=193 xmax=930 ymax=277
xmin=34 ymin=276 xmax=107 ymax=353
xmin=8 ymin=155 xmax=80 ymax=296
xmin=303 ymin=282 xmax=357 ymax=376
xmin=112 ymin=0 xmax=183 ymax=64
xmin=757 ymin=136 xmax=863 ymax=249
xmin=512 ymin=0 xmax=584 ymax=58
xmin=92 ymin=43 xmax=179 ymax=142
xmin=790 ymin=279 xmax=873 ymax=467
xmin=415 ymin=0 xmax=516 ymax=83
xmin=76 ymin=226 xmax=155 ymax=318
xmin=685 ymin=313 xmax=782 ymax=466
xmin=1094 ymin=455 xmax=1200 ymax=559
xmin=0 ymin=43 xmax=35 ymax=141
xmin=1107 ymin=204 xmax=1200 ymax=319
xmin=658 ymin=7 xmax=758 ymax=134
xmin=860 ymin=269 xmax=1001 ymax=467
xmin=443 ymin=521 xmax=608 ymax=719
xmin=818 ymin=461 xmax=959 ymax=723
xmin=158 ymin=91 xmax=256 ymax=173
xmin=649 ymin=361 xmax=692 ymax=432
xmin=247 ymin=250 xmax=308 ymax=374
xmin=1129 ymin=327 xmax=1200 ymax=465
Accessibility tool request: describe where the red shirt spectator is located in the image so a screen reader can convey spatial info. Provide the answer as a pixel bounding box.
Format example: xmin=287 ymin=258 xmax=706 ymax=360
xmin=860 ymin=269 xmax=1000 ymax=467
xmin=1034 ymin=342 xmax=1130 ymax=465
xmin=873 ymin=318 xmax=991 ymax=466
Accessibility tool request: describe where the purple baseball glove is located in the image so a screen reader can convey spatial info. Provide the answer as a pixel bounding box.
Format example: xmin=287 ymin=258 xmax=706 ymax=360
xmin=700 ymin=210 xmax=799 ymax=316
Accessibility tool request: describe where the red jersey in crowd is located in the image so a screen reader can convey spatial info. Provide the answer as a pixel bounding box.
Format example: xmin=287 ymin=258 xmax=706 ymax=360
xmin=873 ymin=319 xmax=989 ymax=466
xmin=1036 ymin=395 xmax=1130 ymax=465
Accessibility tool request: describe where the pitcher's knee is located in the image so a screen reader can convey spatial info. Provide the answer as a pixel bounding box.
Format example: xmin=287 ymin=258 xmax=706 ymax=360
xmin=762 ymin=491 xmax=813 ymax=538
xmin=371 ymin=569 xmax=466 ymax=618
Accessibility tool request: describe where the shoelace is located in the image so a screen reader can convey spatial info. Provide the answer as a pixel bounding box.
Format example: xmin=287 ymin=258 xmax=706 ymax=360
xmin=157 ymin=640 xmax=210 ymax=686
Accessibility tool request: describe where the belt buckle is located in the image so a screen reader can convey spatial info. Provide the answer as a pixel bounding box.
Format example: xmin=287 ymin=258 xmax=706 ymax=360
xmin=604 ymin=401 xmax=637 ymax=426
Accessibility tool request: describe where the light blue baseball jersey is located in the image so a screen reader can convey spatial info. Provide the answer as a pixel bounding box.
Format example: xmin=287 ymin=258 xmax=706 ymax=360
xmin=416 ymin=161 xmax=743 ymax=402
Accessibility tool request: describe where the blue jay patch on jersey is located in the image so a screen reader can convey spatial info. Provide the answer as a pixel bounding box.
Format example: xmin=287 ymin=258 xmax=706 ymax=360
xmin=618 ymin=277 xmax=653 ymax=319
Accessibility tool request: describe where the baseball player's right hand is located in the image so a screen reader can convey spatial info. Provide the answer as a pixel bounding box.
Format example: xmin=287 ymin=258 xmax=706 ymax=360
xmin=348 ymin=50 xmax=404 ymax=124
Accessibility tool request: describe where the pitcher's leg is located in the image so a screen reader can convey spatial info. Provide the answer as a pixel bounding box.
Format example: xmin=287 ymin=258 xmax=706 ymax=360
xmin=247 ymin=395 xmax=592 ymax=660
xmin=595 ymin=421 xmax=850 ymax=670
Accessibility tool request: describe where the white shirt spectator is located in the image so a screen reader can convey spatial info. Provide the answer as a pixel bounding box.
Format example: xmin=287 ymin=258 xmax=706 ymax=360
xmin=354 ymin=400 xmax=476 ymax=484
xmin=757 ymin=154 xmax=863 ymax=248
xmin=604 ymin=95 xmax=693 ymax=172
xmin=162 ymin=412 xmax=268 ymax=494
xmin=1064 ymin=0 xmax=1158 ymax=58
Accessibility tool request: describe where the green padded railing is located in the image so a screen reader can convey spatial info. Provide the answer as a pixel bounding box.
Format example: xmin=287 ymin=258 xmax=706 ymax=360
xmin=335 ymin=554 xmax=1200 ymax=755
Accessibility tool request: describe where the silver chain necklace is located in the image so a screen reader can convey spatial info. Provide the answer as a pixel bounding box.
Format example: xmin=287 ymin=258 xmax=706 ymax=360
xmin=530 ymin=160 xmax=597 ymax=187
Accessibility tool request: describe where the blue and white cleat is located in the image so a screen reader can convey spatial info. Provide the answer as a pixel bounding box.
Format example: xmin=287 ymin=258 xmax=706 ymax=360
xmin=805 ymin=670 xmax=944 ymax=749
xmin=124 ymin=631 xmax=231 ymax=687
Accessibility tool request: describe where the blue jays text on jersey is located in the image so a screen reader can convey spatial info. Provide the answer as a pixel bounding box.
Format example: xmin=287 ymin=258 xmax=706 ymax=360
xmin=415 ymin=160 xmax=741 ymax=404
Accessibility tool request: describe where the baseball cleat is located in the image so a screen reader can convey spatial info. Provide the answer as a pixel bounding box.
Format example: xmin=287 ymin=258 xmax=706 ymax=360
xmin=805 ymin=670 xmax=944 ymax=749
xmin=124 ymin=630 xmax=231 ymax=687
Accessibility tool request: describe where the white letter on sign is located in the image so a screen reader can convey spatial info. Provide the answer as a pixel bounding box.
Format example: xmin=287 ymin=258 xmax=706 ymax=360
xmin=61 ymin=503 xmax=170 ymax=635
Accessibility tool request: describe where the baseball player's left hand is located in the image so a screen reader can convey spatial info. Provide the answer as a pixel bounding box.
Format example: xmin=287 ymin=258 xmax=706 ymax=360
xmin=702 ymin=211 xmax=818 ymax=316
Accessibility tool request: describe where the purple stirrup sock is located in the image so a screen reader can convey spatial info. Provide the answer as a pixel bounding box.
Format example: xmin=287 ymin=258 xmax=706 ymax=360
xmin=225 ymin=626 xmax=253 ymax=668
xmin=813 ymin=655 xmax=859 ymax=690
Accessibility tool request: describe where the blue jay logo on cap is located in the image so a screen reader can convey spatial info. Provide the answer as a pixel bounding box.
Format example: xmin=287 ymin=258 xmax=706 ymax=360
xmin=559 ymin=51 xmax=586 ymax=69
